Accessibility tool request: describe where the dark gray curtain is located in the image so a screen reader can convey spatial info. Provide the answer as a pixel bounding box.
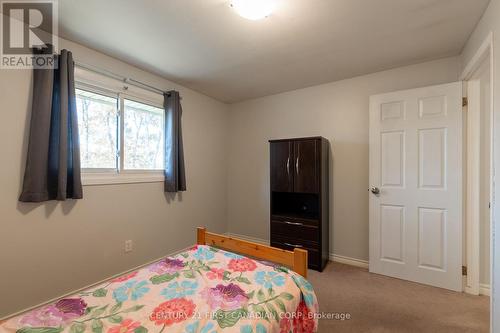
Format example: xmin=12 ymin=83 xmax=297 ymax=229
xmin=164 ymin=91 xmax=186 ymax=192
xmin=19 ymin=49 xmax=83 ymax=202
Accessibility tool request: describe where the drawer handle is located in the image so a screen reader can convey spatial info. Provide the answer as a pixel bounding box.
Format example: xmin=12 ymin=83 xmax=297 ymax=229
xmin=284 ymin=221 xmax=303 ymax=226
xmin=284 ymin=242 xmax=303 ymax=248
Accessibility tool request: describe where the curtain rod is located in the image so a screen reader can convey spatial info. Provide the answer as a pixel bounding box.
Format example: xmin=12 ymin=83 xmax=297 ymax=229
xmin=74 ymin=61 xmax=169 ymax=96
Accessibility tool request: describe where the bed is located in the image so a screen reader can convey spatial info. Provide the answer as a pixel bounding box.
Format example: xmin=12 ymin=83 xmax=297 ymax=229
xmin=0 ymin=228 xmax=318 ymax=333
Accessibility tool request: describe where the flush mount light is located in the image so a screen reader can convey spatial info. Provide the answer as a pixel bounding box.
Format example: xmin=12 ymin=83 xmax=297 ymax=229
xmin=230 ymin=0 xmax=276 ymax=20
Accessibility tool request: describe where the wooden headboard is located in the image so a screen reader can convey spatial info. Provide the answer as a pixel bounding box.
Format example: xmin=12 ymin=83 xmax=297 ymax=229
xmin=197 ymin=227 xmax=308 ymax=278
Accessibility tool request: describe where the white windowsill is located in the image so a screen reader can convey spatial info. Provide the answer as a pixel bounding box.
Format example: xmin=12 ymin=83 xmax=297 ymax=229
xmin=82 ymin=172 xmax=164 ymax=186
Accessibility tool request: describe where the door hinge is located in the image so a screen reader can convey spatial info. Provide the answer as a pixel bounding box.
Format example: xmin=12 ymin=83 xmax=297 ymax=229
xmin=462 ymin=265 xmax=467 ymax=276
xmin=462 ymin=97 xmax=468 ymax=107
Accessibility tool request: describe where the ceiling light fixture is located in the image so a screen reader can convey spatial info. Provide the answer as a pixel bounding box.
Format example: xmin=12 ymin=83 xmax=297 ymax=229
xmin=230 ymin=0 xmax=276 ymax=20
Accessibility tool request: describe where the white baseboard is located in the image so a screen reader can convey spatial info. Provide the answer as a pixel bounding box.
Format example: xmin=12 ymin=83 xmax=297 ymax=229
xmin=329 ymin=253 xmax=369 ymax=269
xmin=479 ymin=283 xmax=491 ymax=296
xmin=0 ymin=246 xmax=192 ymax=321
xmin=225 ymin=232 xmax=369 ymax=269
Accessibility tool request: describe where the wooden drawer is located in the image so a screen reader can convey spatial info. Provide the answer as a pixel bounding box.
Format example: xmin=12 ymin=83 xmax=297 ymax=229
xmin=271 ymin=237 xmax=320 ymax=269
xmin=271 ymin=215 xmax=319 ymax=226
xmin=271 ymin=220 xmax=319 ymax=242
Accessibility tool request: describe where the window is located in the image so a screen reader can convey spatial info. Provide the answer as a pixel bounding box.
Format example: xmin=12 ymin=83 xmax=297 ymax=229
xmin=75 ymin=81 xmax=165 ymax=185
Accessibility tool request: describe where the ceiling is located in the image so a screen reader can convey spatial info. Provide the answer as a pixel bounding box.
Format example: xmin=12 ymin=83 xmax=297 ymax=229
xmin=59 ymin=0 xmax=490 ymax=103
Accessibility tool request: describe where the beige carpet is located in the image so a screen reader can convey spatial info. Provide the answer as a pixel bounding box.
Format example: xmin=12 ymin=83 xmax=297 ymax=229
xmin=308 ymin=262 xmax=489 ymax=333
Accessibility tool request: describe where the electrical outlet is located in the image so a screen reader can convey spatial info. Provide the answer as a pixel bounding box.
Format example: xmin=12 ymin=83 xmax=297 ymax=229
xmin=125 ymin=240 xmax=133 ymax=253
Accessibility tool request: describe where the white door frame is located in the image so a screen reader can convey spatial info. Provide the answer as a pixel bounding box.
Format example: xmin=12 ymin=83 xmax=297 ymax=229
xmin=464 ymin=78 xmax=481 ymax=295
xmin=460 ymin=31 xmax=495 ymax=331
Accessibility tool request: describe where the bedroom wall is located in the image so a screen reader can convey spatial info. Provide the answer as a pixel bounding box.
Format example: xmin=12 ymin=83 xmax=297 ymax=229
xmin=0 ymin=36 xmax=229 ymax=317
xmin=226 ymin=57 xmax=460 ymax=263
xmin=461 ymin=0 xmax=500 ymax=324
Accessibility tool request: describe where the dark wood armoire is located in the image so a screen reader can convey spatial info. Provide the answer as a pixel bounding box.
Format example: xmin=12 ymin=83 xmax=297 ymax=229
xmin=269 ymin=136 xmax=330 ymax=271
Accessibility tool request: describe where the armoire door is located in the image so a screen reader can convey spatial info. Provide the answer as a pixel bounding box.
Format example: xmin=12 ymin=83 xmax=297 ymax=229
xmin=270 ymin=141 xmax=293 ymax=192
xmin=293 ymin=140 xmax=319 ymax=193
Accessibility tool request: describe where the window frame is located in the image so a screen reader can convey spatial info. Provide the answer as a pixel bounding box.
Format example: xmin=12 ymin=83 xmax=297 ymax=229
xmin=75 ymin=71 xmax=165 ymax=186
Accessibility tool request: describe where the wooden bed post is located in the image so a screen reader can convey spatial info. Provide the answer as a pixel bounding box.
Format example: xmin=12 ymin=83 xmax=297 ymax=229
xmin=197 ymin=227 xmax=206 ymax=245
xmin=293 ymin=248 xmax=308 ymax=278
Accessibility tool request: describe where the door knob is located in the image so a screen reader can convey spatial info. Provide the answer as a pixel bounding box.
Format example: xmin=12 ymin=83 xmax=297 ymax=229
xmin=371 ymin=187 xmax=380 ymax=195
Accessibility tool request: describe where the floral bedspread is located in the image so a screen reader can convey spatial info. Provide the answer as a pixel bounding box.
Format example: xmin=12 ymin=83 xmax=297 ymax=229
xmin=0 ymin=245 xmax=318 ymax=333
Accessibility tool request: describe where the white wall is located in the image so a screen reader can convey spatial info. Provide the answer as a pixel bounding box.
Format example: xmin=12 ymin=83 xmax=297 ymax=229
xmin=461 ymin=0 xmax=500 ymax=328
xmin=0 ymin=37 xmax=229 ymax=317
xmin=226 ymin=57 xmax=460 ymax=262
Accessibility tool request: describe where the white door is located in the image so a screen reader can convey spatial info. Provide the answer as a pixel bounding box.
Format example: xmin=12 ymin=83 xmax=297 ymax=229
xmin=369 ymin=82 xmax=463 ymax=291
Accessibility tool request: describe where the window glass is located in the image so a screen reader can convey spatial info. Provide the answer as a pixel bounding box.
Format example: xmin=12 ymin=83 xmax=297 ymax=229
xmin=76 ymin=89 xmax=118 ymax=169
xmin=123 ymin=99 xmax=164 ymax=170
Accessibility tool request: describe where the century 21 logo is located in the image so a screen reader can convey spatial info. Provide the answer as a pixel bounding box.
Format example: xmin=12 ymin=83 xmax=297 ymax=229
xmin=2 ymin=1 xmax=56 ymax=55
